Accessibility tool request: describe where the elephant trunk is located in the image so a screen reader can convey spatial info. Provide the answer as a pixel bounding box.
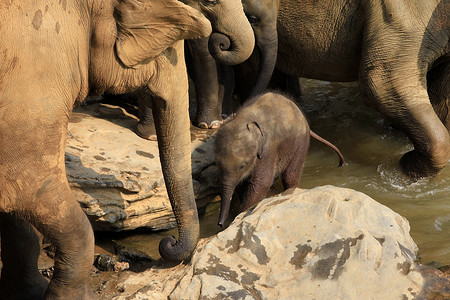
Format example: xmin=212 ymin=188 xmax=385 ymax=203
xmin=208 ymin=8 xmax=255 ymax=65
xmin=151 ymin=91 xmax=200 ymax=263
xmin=250 ymin=30 xmax=278 ymax=97
xmin=218 ymin=182 xmax=237 ymax=227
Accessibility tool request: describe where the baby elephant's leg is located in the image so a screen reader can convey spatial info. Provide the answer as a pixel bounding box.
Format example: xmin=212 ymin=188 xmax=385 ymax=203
xmin=240 ymin=158 xmax=276 ymax=212
xmin=282 ymin=139 xmax=309 ymax=190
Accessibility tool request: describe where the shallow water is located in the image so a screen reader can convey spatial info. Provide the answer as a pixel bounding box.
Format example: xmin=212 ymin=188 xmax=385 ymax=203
xmin=297 ymin=79 xmax=450 ymax=267
xmin=98 ymin=79 xmax=449 ymax=268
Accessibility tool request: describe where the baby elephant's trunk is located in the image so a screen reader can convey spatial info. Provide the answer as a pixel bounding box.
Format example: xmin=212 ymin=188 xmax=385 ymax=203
xmin=218 ymin=184 xmax=235 ymax=227
xmin=218 ymin=200 xmax=231 ymax=227
xmin=310 ymin=130 xmax=347 ymax=167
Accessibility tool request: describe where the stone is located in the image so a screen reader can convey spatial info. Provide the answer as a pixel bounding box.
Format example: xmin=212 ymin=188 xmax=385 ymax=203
xmin=66 ymin=103 xmax=219 ymax=231
xmin=111 ymin=186 xmax=450 ymax=299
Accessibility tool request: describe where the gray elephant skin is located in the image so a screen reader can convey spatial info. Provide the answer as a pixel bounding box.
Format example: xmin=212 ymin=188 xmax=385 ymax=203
xmin=215 ymin=92 xmax=346 ymax=226
xmin=194 ymin=0 xmax=450 ymax=180
xmin=0 ymin=0 xmax=255 ymax=299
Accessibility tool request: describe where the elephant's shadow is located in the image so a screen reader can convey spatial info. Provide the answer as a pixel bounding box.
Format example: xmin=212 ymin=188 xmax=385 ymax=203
xmin=80 ymin=91 xmax=209 ymax=141
xmin=75 ymin=95 xmax=141 ymax=131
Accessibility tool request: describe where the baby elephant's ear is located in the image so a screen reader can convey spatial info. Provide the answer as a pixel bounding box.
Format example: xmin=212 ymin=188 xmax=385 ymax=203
xmin=247 ymin=122 xmax=264 ymax=159
xmin=115 ymin=0 xmax=212 ymax=68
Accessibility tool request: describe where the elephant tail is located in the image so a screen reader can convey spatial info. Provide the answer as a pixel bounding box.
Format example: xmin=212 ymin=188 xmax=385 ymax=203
xmin=310 ymin=130 xmax=347 ymax=167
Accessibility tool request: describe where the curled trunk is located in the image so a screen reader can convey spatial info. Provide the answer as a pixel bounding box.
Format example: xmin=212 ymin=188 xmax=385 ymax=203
xmin=207 ymin=7 xmax=255 ymax=65
xmin=151 ymin=90 xmax=200 ymax=262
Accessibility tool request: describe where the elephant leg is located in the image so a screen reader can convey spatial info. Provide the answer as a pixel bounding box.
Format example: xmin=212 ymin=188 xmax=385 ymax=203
xmin=359 ymin=10 xmax=450 ymax=178
xmin=186 ymin=38 xmax=223 ymax=129
xmin=32 ymin=181 xmax=95 ymax=300
xmin=0 ymin=99 xmax=95 ymax=299
xmin=282 ymin=139 xmax=310 ymax=190
xmin=427 ymin=57 xmax=450 ymax=131
xmin=136 ymin=91 xmax=157 ymax=141
xmin=233 ymin=53 xmax=259 ymax=102
xmin=218 ymin=63 xmax=235 ymax=118
xmin=360 ymin=60 xmax=450 ymax=178
xmin=269 ymin=69 xmax=302 ymax=99
xmin=149 ymin=41 xmax=200 ymax=262
xmin=235 ymin=181 xmax=249 ymax=208
xmin=240 ymin=160 xmax=276 ymax=212
xmin=0 ymin=213 xmax=49 ymax=300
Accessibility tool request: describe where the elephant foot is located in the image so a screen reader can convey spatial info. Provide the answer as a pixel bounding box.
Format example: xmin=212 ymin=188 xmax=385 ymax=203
xmin=136 ymin=122 xmax=157 ymax=141
xmin=399 ymin=150 xmax=445 ymax=179
xmin=197 ymin=120 xmax=223 ymax=129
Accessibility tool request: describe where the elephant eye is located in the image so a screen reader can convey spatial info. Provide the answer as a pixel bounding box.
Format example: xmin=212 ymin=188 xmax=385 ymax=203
xmin=201 ymin=0 xmax=217 ymax=6
xmin=246 ymin=15 xmax=260 ymax=26
xmin=239 ymin=162 xmax=247 ymax=171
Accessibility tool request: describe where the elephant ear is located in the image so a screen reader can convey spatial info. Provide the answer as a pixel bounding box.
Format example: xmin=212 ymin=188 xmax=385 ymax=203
xmin=115 ymin=0 xmax=212 ymax=68
xmin=247 ymin=122 xmax=264 ymax=159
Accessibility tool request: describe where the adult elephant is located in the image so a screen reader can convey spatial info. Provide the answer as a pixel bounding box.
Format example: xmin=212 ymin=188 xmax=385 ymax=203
xmin=0 ymin=0 xmax=254 ymax=299
xmin=199 ymin=0 xmax=450 ymax=179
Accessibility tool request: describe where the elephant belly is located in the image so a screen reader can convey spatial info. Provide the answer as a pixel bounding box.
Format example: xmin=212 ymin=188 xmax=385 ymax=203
xmin=276 ymin=0 xmax=363 ymax=82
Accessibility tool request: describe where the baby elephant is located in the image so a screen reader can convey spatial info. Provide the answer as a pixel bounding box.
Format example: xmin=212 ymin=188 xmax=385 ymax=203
xmin=215 ymin=92 xmax=346 ymax=226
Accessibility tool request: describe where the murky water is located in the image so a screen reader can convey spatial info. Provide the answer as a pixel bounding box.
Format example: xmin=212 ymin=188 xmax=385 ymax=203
xmin=97 ymin=79 xmax=449 ymax=268
xmin=297 ymin=79 xmax=450 ymax=267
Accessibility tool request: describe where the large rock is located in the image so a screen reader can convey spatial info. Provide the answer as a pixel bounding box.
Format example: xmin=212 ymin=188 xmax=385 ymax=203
xmin=66 ymin=103 xmax=219 ymax=231
xmin=112 ymin=186 xmax=450 ymax=299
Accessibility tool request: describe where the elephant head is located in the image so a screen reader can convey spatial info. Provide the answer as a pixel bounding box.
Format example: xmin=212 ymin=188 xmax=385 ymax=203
xmin=181 ymin=0 xmax=256 ymax=65
xmin=243 ymin=0 xmax=280 ymax=95
xmin=215 ymin=121 xmax=264 ymax=226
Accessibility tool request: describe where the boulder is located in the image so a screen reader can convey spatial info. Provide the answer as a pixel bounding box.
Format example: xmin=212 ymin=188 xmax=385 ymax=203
xmin=111 ymin=186 xmax=450 ymax=299
xmin=66 ymin=103 xmax=219 ymax=231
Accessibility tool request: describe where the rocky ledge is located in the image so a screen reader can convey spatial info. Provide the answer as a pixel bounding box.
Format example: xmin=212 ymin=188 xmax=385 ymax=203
xmin=109 ymin=186 xmax=450 ymax=299
xmin=66 ymin=103 xmax=219 ymax=231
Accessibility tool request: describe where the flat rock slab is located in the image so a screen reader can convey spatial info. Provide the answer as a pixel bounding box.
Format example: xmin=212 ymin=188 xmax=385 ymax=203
xmin=112 ymin=186 xmax=450 ymax=299
xmin=66 ymin=103 xmax=219 ymax=231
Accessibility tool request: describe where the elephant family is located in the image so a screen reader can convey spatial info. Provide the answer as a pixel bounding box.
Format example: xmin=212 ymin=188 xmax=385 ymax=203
xmin=0 ymin=0 xmax=254 ymax=298
xmin=215 ymin=92 xmax=346 ymax=226
xmin=197 ymin=0 xmax=450 ymax=179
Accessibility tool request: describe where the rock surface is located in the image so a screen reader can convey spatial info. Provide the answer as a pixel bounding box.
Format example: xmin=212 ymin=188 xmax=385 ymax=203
xmin=110 ymin=186 xmax=450 ymax=300
xmin=66 ymin=103 xmax=219 ymax=231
